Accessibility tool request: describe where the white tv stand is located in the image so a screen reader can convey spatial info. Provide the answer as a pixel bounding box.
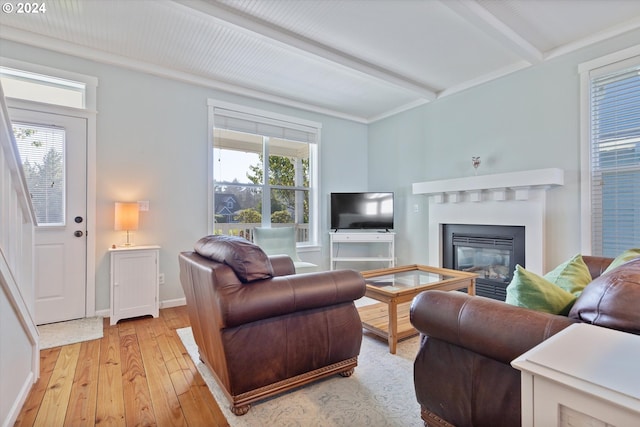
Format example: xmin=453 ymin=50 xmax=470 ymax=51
xmin=329 ymin=231 xmax=395 ymax=270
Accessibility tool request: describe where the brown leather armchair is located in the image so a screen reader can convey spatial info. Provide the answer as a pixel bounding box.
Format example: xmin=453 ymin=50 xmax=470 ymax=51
xmin=410 ymin=255 xmax=640 ymax=427
xmin=179 ymin=235 xmax=366 ymax=415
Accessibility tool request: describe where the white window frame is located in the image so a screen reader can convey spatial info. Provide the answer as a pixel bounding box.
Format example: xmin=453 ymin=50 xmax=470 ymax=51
xmin=0 ymin=57 xmax=97 ymax=111
xmin=579 ymin=45 xmax=640 ymax=254
xmin=207 ymin=100 xmax=321 ymax=247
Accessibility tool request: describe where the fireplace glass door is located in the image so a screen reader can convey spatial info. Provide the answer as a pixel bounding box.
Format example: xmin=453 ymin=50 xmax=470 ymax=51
xmin=455 ymin=242 xmax=511 ymax=282
xmin=443 ymin=224 xmax=525 ymax=301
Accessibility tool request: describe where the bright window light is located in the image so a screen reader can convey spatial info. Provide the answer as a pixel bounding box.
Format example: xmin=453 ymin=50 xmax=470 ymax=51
xmin=0 ymin=66 xmax=85 ymax=109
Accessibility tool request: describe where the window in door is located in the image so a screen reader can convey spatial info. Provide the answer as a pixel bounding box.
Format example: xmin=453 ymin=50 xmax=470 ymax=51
xmin=13 ymin=123 xmax=66 ymax=226
xmin=210 ymin=101 xmax=320 ymax=246
xmin=581 ymin=51 xmax=640 ymax=256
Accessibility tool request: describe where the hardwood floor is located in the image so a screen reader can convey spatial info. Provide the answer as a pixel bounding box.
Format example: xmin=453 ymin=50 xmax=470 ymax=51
xmin=14 ymin=306 xmax=229 ymax=427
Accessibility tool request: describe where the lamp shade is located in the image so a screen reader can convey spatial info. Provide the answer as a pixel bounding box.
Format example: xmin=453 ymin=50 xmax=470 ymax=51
xmin=114 ymin=202 xmax=139 ymax=231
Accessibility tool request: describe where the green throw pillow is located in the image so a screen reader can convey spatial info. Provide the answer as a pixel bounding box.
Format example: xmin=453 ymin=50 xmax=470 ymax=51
xmin=603 ymin=248 xmax=640 ymax=273
xmin=543 ymin=253 xmax=592 ymax=296
xmin=505 ymin=265 xmax=576 ymax=315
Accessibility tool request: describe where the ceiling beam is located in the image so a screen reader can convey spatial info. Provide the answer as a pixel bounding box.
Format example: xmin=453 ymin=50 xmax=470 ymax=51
xmin=547 ymin=14 xmax=640 ymax=60
xmin=441 ymin=0 xmax=543 ymax=64
xmin=171 ymin=0 xmax=438 ymax=101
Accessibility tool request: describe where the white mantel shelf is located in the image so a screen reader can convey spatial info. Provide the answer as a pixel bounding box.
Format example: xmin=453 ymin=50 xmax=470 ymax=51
xmin=412 ymin=168 xmax=564 ymax=202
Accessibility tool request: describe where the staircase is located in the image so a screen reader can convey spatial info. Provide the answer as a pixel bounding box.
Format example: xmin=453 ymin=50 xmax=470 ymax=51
xmin=0 ymin=84 xmax=38 ymax=427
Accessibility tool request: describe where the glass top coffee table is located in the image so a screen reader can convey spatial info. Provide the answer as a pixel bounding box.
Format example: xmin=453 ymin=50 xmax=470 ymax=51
xmin=359 ymin=264 xmax=477 ymax=354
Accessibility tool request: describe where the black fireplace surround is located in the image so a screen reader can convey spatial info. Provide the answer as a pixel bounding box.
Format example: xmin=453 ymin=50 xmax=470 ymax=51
xmin=442 ymin=224 xmax=525 ymax=301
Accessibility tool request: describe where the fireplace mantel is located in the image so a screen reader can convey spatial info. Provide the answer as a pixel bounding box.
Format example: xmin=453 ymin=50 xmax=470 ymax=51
xmin=414 ymin=168 xmax=565 ymax=274
xmin=412 ymin=168 xmax=564 ymax=202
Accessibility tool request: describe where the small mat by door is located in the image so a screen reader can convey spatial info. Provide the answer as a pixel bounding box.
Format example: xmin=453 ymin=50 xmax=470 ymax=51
xmin=38 ymin=316 xmax=104 ymax=349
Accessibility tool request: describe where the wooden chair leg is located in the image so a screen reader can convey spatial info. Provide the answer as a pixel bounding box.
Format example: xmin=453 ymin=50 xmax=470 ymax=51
xmin=339 ymin=367 xmax=355 ymax=377
xmin=230 ymin=404 xmax=250 ymax=416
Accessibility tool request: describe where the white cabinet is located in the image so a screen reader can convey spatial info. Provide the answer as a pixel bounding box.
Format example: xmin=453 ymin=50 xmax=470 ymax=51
xmin=109 ymin=245 xmax=160 ymax=325
xmin=329 ymin=232 xmax=395 ymax=270
xmin=512 ymin=323 xmax=640 ymax=427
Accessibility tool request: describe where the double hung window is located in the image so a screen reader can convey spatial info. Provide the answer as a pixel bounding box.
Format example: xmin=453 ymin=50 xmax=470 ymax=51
xmin=581 ymin=50 xmax=640 ymax=256
xmin=209 ymin=101 xmax=320 ymax=246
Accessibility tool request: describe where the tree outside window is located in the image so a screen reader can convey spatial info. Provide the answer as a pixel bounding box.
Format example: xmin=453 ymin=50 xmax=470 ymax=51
xmin=213 ymin=129 xmax=315 ymax=244
xmin=13 ymin=124 xmax=65 ymax=226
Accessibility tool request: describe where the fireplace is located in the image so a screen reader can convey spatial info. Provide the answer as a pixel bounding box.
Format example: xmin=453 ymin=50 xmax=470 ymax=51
xmin=413 ymin=168 xmax=564 ymax=275
xmin=442 ymin=224 xmax=525 ymax=301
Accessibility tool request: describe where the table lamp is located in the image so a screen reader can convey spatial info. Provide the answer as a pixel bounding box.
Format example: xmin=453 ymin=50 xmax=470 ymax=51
xmin=114 ymin=202 xmax=139 ymax=246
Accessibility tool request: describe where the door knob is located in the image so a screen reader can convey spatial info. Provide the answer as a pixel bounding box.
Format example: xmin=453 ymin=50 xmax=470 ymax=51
xmin=74 ymin=230 xmax=84 ymax=237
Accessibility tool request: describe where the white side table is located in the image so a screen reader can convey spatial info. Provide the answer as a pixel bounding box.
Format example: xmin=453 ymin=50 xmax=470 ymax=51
xmin=109 ymin=245 xmax=160 ymax=325
xmin=512 ymin=323 xmax=640 ymax=427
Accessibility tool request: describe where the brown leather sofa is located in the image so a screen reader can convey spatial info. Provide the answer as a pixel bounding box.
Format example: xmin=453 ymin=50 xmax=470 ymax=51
xmin=410 ymin=255 xmax=640 ymax=427
xmin=178 ymin=235 xmax=366 ymax=415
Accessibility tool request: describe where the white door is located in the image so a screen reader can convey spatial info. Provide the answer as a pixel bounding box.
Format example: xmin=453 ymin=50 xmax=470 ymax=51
xmin=10 ymin=107 xmax=87 ymax=325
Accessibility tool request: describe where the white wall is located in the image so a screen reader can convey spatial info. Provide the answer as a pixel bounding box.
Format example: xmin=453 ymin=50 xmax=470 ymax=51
xmin=0 ymin=39 xmax=369 ymax=313
xmin=368 ymin=28 xmax=640 ymax=270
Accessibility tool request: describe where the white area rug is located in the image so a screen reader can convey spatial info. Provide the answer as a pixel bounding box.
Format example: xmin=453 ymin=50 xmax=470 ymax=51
xmin=38 ymin=317 xmax=104 ymax=349
xmin=177 ymin=327 xmax=423 ymax=427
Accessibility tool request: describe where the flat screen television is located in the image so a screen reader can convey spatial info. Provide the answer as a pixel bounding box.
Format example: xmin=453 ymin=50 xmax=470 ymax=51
xmin=330 ymin=192 xmax=394 ymax=231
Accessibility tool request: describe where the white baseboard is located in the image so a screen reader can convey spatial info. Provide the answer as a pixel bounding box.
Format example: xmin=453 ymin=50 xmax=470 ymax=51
xmin=2 ymin=371 xmax=35 ymax=427
xmin=95 ymin=298 xmax=186 ymax=322
xmin=160 ymin=298 xmax=186 ymax=309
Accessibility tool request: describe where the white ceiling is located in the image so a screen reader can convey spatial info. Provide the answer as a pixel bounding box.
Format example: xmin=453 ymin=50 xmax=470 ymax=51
xmin=1 ymin=0 xmax=640 ymax=123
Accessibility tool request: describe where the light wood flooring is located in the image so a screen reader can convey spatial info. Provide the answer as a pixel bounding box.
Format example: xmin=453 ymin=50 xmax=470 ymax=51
xmin=14 ymin=306 xmax=229 ymax=427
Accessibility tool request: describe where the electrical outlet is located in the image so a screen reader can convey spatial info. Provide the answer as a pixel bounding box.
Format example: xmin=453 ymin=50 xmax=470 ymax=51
xmin=158 ymin=273 xmax=165 ymax=285
xmin=138 ymin=200 xmax=149 ymax=211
